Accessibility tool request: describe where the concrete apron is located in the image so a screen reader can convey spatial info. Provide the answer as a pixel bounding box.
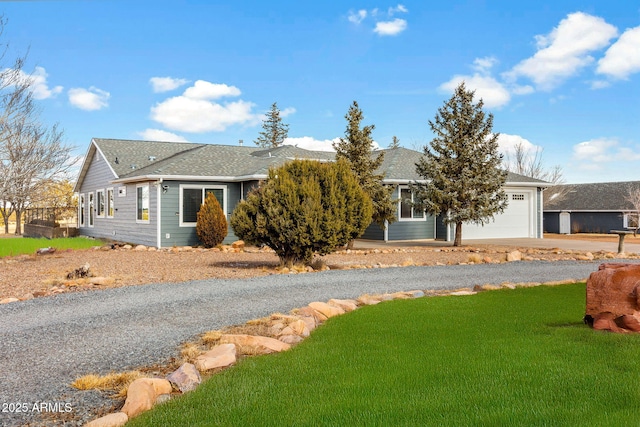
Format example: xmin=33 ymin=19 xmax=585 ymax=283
xmin=354 ymin=237 xmax=640 ymax=255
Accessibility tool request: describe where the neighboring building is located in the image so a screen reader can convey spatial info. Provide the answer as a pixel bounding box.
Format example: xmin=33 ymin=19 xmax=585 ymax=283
xmin=74 ymin=138 xmax=548 ymax=248
xmin=544 ymin=181 xmax=639 ymax=234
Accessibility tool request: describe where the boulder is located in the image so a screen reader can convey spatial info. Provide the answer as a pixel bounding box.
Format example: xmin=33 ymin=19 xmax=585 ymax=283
xmin=506 ymin=250 xmax=522 ymax=262
xmin=194 ymin=344 xmax=236 ymax=371
xmin=279 ymin=319 xmax=310 ymax=337
xmin=586 ymin=263 xmax=640 ymax=333
xmin=0 ymin=297 xmax=19 ymax=304
xmin=279 ymin=334 xmax=304 ymax=344
xmin=309 ymin=301 xmax=345 ymax=319
xmin=120 ymin=378 xmax=172 ymax=418
xmin=166 ymin=363 xmax=202 ymax=392
xmin=357 ymin=294 xmax=383 ymax=306
xmin=231 ymin=240 xmax=245 ymax=250
xmin=90 ymin=277 xmax=115 ymax=286
xmin=84 ymin=412 xmax=128 ymax=427
xmin=219 ymin=334 xmax=291 ymax=354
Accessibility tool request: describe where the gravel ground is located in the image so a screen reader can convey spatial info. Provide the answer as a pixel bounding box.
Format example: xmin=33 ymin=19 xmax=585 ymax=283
xmin=1 ymin=259 xmax=637 ymax=426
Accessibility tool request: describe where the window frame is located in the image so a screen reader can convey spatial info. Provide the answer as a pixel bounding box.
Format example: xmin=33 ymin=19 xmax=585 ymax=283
xmin=96 ymin=189 xmax=105 ymax=218
xmin=78 ymin=193 xmax=85 ymax=227
xmin=398 ymin=186 xmax=426 ymax=222
xmin=179 ymin=184 xmax=227 ymax=227
xmin=624 ymin=212 xmax=639 ymax=229
xmin=88 ymin=192 xmax=94 ymax=227
xmin=106 ymin=187 xmax=114 ymax=218
xmin=136 ymin=184 xmax=150 ymax=224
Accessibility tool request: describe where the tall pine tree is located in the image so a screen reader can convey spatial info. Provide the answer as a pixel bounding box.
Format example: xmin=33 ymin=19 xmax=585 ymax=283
xmin=333 ymin=101 xmax=396 ymax=233
xmin=254 ymin=102 xmax=289 ymax=148
xmin=413 ymin=82 xmax=508 ymax=246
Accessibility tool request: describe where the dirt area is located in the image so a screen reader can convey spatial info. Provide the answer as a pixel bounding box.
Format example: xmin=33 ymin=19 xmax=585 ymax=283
xmin=1 ymin=236 xmax=635 ymax=302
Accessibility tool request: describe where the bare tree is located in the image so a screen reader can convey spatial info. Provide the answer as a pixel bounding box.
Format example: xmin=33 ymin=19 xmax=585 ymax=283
xmin=625 ymin=185 xmax=640 ymax=236
xmin=0 ymin=18 xmax=73 ymax=234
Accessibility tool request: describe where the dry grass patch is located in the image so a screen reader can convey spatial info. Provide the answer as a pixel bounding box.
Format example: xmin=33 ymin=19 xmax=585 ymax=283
xmin=71 ymin=370 xmax=144 ymax=398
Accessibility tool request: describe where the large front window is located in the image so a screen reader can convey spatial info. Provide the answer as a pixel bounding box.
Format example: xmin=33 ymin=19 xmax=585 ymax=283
xmin=78 ymin=194 xmax=85 ymax=227
xmin=399 ymin=187 xmax=425 ymax=221
xmin=88 ymin=192 xmax=94 ymax=227
xmin=137 ymin=185 xmax=149 ymax=223
xmin=180 ymin=185 xmax=226 ymax=226
xmin=96 ymin=189 xmax=105 ymax=218
xmin=107 ymin=188 xmax=114 ymax=218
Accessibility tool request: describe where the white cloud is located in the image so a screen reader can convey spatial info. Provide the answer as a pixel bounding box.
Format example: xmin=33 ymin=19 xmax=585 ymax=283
xmin=8 ymin=66 xmax=63 ymax=100
xmin=439 ymin=74 xmax=511 ymax=108
xmin=150 ymin=80 xmax=260 ymax=133
xmin=472 ymin=56 xmax=498 ymax=74
xmin=280 ymin=107 xmax=296 ymax=117
xmin=597 ymin=26 xmax=640 ymax=79
xmin=68 ymin=86 xmax=110 ymax=111
xmin=571 ymin=138 xmax=640 ymax=164
xmin=506 ymin=12 xmax=618 ymax=90
xmin=348 ymin=9 xmax=367 ymax=24
xmin=183 ymin=80 xmax=241 ymax=100
xmin=497 ymin=134 xmax=544 ymax=170
xmin=374 ymin=18 xmax=407 ymax=36
xmin=138 ymin=129 xmax=189 ymax=142
xmin=590 ymin=80 xmax=611 ymax=90
xmin=149 ymin=76 xmax=189 ymax=93
xmin=388 ymin=4 xmax=408 ymax=15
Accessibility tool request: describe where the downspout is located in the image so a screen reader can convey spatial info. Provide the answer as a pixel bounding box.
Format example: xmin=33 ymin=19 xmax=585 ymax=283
xmin=157 ymin=179 xmax=162 ymax=249
xmin=384 ymin=219 xmax=389 ymax=242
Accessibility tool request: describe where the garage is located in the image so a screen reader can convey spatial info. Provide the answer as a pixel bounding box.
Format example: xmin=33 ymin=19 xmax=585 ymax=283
xmin=461 ymin=189 xmax=535 ymax=239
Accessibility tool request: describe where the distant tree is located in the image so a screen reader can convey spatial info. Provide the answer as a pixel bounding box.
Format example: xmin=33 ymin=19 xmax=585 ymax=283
xmin=0 ymin=17 xmax=73 ymax=235
xmin=196 ymin=192 xmax=228 ymax=248
xmin=230 ymin=159 xmax=372 ymax=267
xmin=389 ymin=135 xmax=400 ymax=149
xmin=333 ymin=101 xmax=396 ymax=237
xmin=412 ymin=82 xmax=508 ymax=246
xmin=625 ymin=185 xmax=640 ymax=236
xmin=254 ymin=102 xmax=289 ymax=148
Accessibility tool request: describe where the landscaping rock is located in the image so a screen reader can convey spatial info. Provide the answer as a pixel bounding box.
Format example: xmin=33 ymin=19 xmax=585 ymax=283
xmin=120 ymin=378 xmax=172 ymax=418
xmin=219 ymin=334 xmax=291 ymax=354
xmin=506 ymin=250 xmax=522 ymax=262
xmin=328 ymin=298 xmax=358 ymax=312
xmin=194 ymin=343 xmax=236 ymax=371
xmin=279 ymin=319 xmax=310 ymax=337
xmin=586 ymin=263 xmax=640 ymax=333
xmin=357 ymin=294 xmax=383 ymax=305
xmin=167 ymin=363 xmax=202 ymax=392
xmin=84 ymin=411 xmax=128 ymax=427
xmin=90 ymin=276 xmax=115 ymax=286
xmin=0 ymin=297 xmax=19 ymax=304
xmin=134 ymin=245 xmax=147 ymax=251
xmin=309 ymin=301 xmax=345 ymax=318
xmin=231 ymin=240 xmax=245 ymax=250
xmin=278 ymin=334 xmax=304 ymax=344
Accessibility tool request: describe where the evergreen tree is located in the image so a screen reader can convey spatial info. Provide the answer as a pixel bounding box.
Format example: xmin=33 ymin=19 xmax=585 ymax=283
xmin=413 ymin=82 xmax=508 ymax=246
xmin=230 ymin=159 xmax=372 ymax=267
xmin=196 ymin=192 xmax=228 ymax=248
xmin=333 ymin=101 xmax=396 ymax=232
xmin=389 ymin=135 xmax=400 ymax=149
xmin=254 ymin=102 xmax=289 ymax=148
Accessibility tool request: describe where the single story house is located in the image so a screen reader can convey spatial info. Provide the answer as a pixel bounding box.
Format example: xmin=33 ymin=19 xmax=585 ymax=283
xmin=544 ymin=181 xmax=640 ymax=234
xmin=73 ymin=138 xmax=548 ymax=248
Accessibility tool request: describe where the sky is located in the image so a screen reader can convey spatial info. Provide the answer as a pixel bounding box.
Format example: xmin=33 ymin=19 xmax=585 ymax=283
xmin=1 ymin=0 xmax=639 ymax=184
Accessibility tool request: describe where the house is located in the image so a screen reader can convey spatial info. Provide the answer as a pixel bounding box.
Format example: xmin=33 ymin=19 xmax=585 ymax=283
xmin=544 ymin=181 xmax=640 ymax=234
xmin=73 ymin=138 xmax=548 ymax=248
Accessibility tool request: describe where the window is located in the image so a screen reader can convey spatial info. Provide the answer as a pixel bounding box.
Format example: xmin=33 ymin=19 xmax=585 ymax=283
xmin=118 ymin=186 xmax=127 ymax=197
xmin=399 ymin=187 xmax=425 ymax=221
xmin=137 ymin=185 xmax=150 ymax=223
xmin=180 ymin=185 xmax=226 ymax=226
xmin=512 ymin=194 xmax=525 ymax=201
xmin=78 ymin=194 xmax=85 ymax=227
xmin=107 ymin=188 xmax=114 ymax=218
xmin=624 ymin=213 xmax=639 ymax=229
xmin=88 ymin=192 xmax=94 ymax=227
xmin=96 ymin=190 xmax=105 ymax=217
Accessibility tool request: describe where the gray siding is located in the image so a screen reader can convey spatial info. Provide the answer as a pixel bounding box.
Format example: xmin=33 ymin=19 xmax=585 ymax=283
xmin=387 ymin=215 xmax=435 ymax=240
xmin=543 ymin=212 xmax=560 ymax=233
xmin=78 ymin=150 xmax=159 ymax=247
xmin=361 ymin=223 xmax=385 ymax=240
xmin=158 ymin=180 xmax=243 ymax=247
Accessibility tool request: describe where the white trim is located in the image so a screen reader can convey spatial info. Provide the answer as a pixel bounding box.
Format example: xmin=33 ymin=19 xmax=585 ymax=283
xmin=398 ymin=186 xmax=426 ymax=222
xmin=78 ymin=193 xmax=85 ymax=228
xmin=179 ymin=184 xmax=227 ymax=227
xmin=96 ymin=189 xmax=105 ymax=218
xmin=88 ymin=192 xmax=94 ymax=227
xmin=136 ymin=184 xmax=150 ymax=224
xmin=157 ymin=181 xmax=162 ymax=249
xmin=106 ymin=187 xmax=114 ymax=218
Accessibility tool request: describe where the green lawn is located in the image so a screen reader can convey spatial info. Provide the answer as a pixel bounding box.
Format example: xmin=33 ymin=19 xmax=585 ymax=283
xmin=129 ymin=284 xmax=640 ymax=426
xmin=0 ymin=236 xmax=101 ymax=258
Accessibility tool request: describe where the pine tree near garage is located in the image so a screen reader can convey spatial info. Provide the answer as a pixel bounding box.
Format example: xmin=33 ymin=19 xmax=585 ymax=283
xmin=254 ymin=102 xmax=289 ymax=148
xmin=413 ymin=82 xmax=508 ymax=247
xmin=333 ymin=101 xmax=396 ymax=235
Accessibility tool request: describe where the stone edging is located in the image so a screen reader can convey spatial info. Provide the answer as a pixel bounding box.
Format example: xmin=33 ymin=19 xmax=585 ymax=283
xmin=83 ymin=278 xmax=583 ymax=427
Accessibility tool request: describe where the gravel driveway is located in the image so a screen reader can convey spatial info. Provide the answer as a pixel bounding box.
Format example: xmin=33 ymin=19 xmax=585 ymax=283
xmin=0 ymin=260 xmax=632 ymax=426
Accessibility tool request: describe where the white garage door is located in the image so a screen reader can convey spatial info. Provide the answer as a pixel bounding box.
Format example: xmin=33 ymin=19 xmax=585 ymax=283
xmin=462 ymin=191 xmax=533 ymax=239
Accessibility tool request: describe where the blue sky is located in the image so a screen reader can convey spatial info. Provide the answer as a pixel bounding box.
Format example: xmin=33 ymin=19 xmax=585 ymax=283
xmin=2 ymin=0 xmax=640 ymax=183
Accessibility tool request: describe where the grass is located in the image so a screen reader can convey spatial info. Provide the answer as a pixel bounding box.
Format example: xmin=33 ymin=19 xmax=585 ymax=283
xmin=0 ymin=236 xmax=101 ymax=258
xmin=72 ymin=371 xmax=144 ymax=398
xmin=128 ymin=284 xmax=640 ymax=426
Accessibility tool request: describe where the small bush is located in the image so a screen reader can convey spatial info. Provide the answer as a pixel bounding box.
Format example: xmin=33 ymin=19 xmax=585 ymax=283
xmin=196 ymin=193 xmax=228 ymax=248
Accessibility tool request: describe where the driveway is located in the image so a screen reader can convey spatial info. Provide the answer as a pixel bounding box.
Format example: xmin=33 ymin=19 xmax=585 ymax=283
xmin=0 ymin=259 xmax=636 ymax=426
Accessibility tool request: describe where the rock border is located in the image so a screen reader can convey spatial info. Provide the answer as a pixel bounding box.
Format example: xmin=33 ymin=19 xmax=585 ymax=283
xmin=83 ymin=279 xmax=583 ymax=426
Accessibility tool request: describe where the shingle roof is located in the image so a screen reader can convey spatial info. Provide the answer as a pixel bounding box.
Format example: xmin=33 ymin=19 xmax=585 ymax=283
xmin=76 ymin=138 xmax=547 ymax=188
xmin=545 ymin=181 xmax=640 ymax=211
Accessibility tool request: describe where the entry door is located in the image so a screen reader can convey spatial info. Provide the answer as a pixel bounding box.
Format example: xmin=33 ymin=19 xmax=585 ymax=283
xmin=559 ymin=212 xmax=570 ymax=234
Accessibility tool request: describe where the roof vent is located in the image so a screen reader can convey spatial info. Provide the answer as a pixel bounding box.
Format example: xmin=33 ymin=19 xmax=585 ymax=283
xmin=148 ymin=155 xmax=156 ymax=161
xmin=114 ymin=157 xmax=119 ymax=164
xmin=239 ymin=139 xmax=243 ymax=146
xmin=131 ymin=164 xmax=136 ymax=170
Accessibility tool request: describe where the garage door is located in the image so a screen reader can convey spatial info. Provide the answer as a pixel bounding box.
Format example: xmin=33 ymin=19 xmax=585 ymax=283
xmin=462 ymin=191 xmax=533 ymax=239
